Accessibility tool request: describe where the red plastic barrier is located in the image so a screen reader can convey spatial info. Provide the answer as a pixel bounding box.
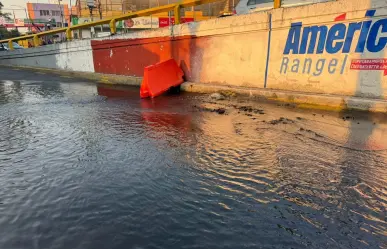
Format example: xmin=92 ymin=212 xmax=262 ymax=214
xmin=140 ymin=58 xmax=184 ymax=98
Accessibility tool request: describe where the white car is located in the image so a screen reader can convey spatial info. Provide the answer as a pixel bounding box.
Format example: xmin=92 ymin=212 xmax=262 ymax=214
xmin=235 ymin=0 xmax=333 ymax=15
xmin=0 ymin=42 xmax=24 ymax=51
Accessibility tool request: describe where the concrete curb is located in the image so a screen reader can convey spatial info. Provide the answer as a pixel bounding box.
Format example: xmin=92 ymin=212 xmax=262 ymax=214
xmin=3 ymin=65 xmax=387 ymax=113
xmin=180 ymin=82 xmax=387 ymax=113
xmin=3 ymin=65 xmax=142 ymax=87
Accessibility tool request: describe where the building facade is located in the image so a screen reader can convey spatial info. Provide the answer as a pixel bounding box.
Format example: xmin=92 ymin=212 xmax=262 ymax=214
xmin=73 ymin=0 xmax=234 ymax=19
xmin=27 ymin=3 xmax=70 ymax=28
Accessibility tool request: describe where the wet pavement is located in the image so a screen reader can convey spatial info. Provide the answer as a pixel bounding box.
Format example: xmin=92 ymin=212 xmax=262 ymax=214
xmin=0 ymin=67 xmax=386 ymax=249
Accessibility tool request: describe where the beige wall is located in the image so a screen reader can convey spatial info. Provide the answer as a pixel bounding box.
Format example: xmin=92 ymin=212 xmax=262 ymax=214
xmin=268 ymin=0 xmax=387 ymax=99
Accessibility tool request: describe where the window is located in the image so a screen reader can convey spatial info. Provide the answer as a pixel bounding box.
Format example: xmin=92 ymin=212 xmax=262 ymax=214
xmin=281 ymin=0 xmax=333 ymax=8
xmin=52 ymin=10 xmax=57 ymax=16
xmin=247 ymin=0 xmax=273 ymax=5
xmin=40 ymin=10 xmax=50 ymax=16
xmin=51 ymin=10 xmax=63 ymax=16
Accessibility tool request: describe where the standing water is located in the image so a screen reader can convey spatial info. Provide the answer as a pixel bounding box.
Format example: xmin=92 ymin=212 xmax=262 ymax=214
xmin=0 ymin=68 xmax=386 ymax=249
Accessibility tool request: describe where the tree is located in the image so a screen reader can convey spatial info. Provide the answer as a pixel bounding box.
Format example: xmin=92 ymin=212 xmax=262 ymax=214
xmin=0 ymin=1 xmax=20 ymax=39
xmin=0 ymin=27 xmax=20 ymax=39
xmin=0 ymin=1 xmax=11 ymax=20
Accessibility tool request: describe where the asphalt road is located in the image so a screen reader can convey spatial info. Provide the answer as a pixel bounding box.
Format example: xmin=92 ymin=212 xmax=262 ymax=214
xmin=1 ymin=66 xmax=386 ymax=249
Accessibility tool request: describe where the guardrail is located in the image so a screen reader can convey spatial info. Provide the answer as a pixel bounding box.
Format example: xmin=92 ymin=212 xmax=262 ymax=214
xmin=0 ymin=0 xmax=282 ymax=50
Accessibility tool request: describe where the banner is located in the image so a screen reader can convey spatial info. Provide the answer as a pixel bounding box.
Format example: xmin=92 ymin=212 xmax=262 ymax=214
xmin=14 ymin=18 xmax=25 ymax=27
xmin=158 ymin=17 xmax=194 ymax=27
xmin=77 ymin=17 xmax=122 ymax=28
xmin=124 ymin=17 xmax=159 ymax=29
xmin=24 ymin=19 xmax=48 ymax=24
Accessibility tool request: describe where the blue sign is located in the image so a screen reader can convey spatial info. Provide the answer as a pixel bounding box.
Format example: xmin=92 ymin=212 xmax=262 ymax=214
xmin=283 ymin=19 xmax=387 ymax=55
xmin=279 ymin=12 xmax=387 ymax=76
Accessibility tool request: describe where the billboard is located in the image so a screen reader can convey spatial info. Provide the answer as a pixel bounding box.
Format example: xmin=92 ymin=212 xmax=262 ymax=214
xmin=14 ymin=19 xmax=25 ymax=27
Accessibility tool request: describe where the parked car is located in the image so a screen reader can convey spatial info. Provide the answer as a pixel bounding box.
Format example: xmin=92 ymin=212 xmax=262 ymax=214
xmin=235 ymin=0 xmax=332 ymax=15
xmin=0 ymin=42 xmax=24 ymax=51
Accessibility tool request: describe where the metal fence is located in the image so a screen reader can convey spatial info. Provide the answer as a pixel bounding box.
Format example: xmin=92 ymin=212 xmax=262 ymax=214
xmin=0 ymin=0 xmax=283 ymax=49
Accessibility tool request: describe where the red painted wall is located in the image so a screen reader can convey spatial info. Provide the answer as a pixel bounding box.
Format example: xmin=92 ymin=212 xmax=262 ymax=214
xmin=91 ymin=35 xmax=207 ymax=81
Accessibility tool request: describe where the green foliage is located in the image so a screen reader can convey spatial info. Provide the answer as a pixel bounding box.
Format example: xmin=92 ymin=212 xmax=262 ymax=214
xmin=0 ymin=2 xmax=20 ymax=39
xmin=0 ymin=27 xmax=20 ymax=39
xmin=0 ymin=1 xmax=11 ymax=20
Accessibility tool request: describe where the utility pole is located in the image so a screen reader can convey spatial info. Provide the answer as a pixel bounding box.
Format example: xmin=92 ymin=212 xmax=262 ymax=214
xmin=23 ymin=9 xmax=30 ymax=32
xmin=12 ymin=10 xmax=18 ymax=32
xmin=97 ymin=0 xmax=102 ymax=19
xmin=89 ymin=6 xmax=93 ymax=21
xmin=97 ymin=0 xmax=102 ymax=32
xmin=168 ymin=0 xmax=171 ymax=28
xmin=87 ymin=0 xmax=95 ymax=37
xmin=57 ymin=0 xmax=64 ymax=27
xmin=87 ymin=0 xmax=95 ymax=21
xmin=69 ymin=0 xmax=72 ymax=26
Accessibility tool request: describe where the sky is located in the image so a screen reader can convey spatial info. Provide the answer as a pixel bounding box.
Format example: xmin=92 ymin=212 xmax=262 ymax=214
xmin=2 ymin=0 xmax=73 ymax=19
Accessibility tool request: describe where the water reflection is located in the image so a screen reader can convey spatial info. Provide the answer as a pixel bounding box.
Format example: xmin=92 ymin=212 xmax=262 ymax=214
xmin=0 ymin=80 xmax=24 ymax=104
xmin=0 ymin=77 xmax=386 ymax=249
xmin=337 ymin=110 xmax=387 ymax=247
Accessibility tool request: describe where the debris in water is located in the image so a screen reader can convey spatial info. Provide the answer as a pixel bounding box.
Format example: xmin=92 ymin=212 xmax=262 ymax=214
xmin=193 ymin=105 xmax=227 ymax=115
xmin=237 ymin=106 xmax=265 ymax=114
xmin=216 ymin=108 xmax=226 ymax=114
xmin=269 ymin=117 xmax=294 ymax=125
xmin=210 ymin=93 xmax=226 ymax=100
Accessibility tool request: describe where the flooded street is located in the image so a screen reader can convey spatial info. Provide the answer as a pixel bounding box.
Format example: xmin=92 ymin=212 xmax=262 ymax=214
xmin=0 ymin=67 xmax=386 ymax=249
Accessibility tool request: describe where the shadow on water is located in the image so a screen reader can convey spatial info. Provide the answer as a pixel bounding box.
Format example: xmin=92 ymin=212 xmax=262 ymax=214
xmin=336 ymin=1 xmax=387 ymax=246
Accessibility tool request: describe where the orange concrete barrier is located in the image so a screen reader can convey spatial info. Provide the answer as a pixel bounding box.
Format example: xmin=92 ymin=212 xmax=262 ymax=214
xmin=140 ymin=58 xmax=184 ymax=98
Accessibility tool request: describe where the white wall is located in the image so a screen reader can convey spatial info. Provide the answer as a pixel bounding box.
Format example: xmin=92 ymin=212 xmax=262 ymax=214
xmin=0 ymin=39 xmax=94 ymax=72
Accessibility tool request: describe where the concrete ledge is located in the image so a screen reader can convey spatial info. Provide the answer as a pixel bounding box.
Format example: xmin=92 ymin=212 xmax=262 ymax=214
xmin=3 ymin=65 xmax=387 ymax=113
xmin=1 ymin=65 xmax=142 ymax=86
xmin=181 ymin=82 xmax=387 ymax=113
